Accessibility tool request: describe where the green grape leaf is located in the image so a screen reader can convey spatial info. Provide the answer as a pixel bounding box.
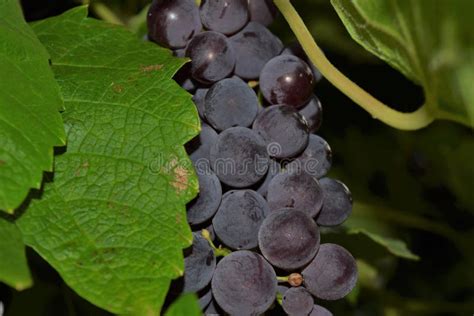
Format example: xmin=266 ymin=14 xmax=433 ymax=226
xmin=17 ymin=6 xmax=200 ymax=315
xmin=0 ymin=217 xmax=32 ymax=290
xmin=331 ymin=0 xmax=474 ymax=128
xmin=164 ymin=294 xmax=201 ymax=316
xmin=0 ymin=0 xmax=66 ymax=213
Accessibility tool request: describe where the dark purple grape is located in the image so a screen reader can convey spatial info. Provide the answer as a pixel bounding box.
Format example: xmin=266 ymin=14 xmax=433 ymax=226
xmin=186 ymin=31 xmax=236 ymax=84
xmin=204 ymin=300 xmax=222 ymax=315
xmin=173 ymin=63 xmax=199 ymax=92
xmin=186 ymin=170 xmax=222 ymax=225
xmin=211 ymin=251 xmax=277 ymax=315
xmin=186 ymin=122 xmax=218 ymax=168
xmin=183 ymin=232 xmax=216 ymax=293
xmin=192 ymin=88 xmax=209 ymax=119
xmin=299 ymin=95 xmax=323 ymax=133
xmin=210 ymin=127 xmax=269 ymax=188
xmin=199 ymin=288 xmax=213 ymax=309
xmin=200 ymin=0 xmax=249 ymax=35
xmin=282 ymin=287 xmax=314 ymax=316
xmin=286 ymin=134 xmax=332 ymax=179
xmin=282 ymin=42 xmax=323 ymax=83
xmin=253 ymin=105 xmax=309 ymax=158
xmin=310 ymin=305 xmax=333 ymax=316
xmin=229 ymin=22 xmax=283 ymax=79
xmin=266 ymin=170 xmax=324 ymax=218
xmin=260 ymin=55 xmax=314 ymax=108
xmin=148 ymin=0 xmax=202 ymax=49
xmin=213 ymin=190 xmax=269 ymax=249
xmin=256 ymin=159 xmax=281 ymax=197
xmin=302 ymin=243 xmax=358 ymax=300
xmin=317 ymin=178 xmax=352 ymax=227
xmin=248 ymin=0 xmax=278 ymax=26
xmin=258 ymin=209 xmax=320 ymax=270
xmin=204 ymin=77 xmax=259 ymax=131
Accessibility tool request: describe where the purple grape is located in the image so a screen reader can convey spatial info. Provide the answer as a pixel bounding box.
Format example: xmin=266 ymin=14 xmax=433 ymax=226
xmin=192 ymin=88 xmax=209 ymax=119
xmin=258 ymin=208 xmax=320 ymax=270
xmin=282 ymin=287 xmax=314 ymax=316
xmin=253 ymin=105 xmax=309 ymax=159
xmin=266 ymin=170 xmax=324 ymax=218
xmin=147 ymin=0 xmax=202 ymax=49
xmin=186 ymin=31 xmax=236 ymax=84
xmin=212 ymin=190 xmax=269 ymax=249
xmin=310 ymin=305 xmax=333 ymax=316
xmin=299 ymin=95 xmax=323 ymax=133
xmin=210 ymin=127 xmax=269 ymax=188
xmin=317 ymin=178 xmax=352 ymax=227
xmin=302 ymin=243 xmax=358 ymax=300
xmin=282 ymin=42 xmax=323 ymax=83
xmin=183 ymin=232 xmax=216 ymax=293
xmin=200 ymin=0 xmax=249 ymax=35
xmin=186 ymin=122 xmax=218 ymax=168
xmin=255 ymin=159 xmax=281 ymax=197
xmin=229 ymin=22 xmax=283 ymax=79
xmin=248 ymin=0 xmax=278 ymax=26
xmin=199 ymin=288 xmax=213 ymax=309
xmin=204 ymin=77 xmax=259 ymax=131
xmin=260 ymin=55 xmax=314 ymax=108
xmin=173 ymin=49 xmax=199 ymax=92
xmin=211 ymin=251 xmax=277 ymax=315
xmin=186 ymin=170 xmax=222 ymax=225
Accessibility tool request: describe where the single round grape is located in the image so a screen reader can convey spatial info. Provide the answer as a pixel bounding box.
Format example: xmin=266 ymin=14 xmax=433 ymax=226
xmin=282 ymin=42 xmax=323 ymax=83
xmin=204 ymin=77 xmax=259 ymax=131
xmin=260 ymin=55 xmax=314 ymax=108
xmin=186 ymin=31 xmax=236 ymax=84
xmin=229 ymin=22 xmax=283 ymax=79
xmin=248 ymin=0 xmax=278 ymax=26
xmin=255 ymin=159 xmax=281 ymax=197
xmin=198 ymin=288 xmax=213 ymax=309
xmin=210 ymin=127 xmax=269 ymax=188
xmin=317 ymin=178 xmax=352 ymax=227
xmin=192 ymin=88 xmax=209 ymax=119
xmin=211 ymin=251 xmax=277 ymax=315
xmin=186 ymin=122 xmax=218 ymax=168
xmin=267 ymin=170 xmax=324 ymax=218
xmin=282 ymin=287 xmax=314 ymax=316
xmin=310 ymin=305 xmax=333 ymax=316
xmin=183 ymin=232 xmax=216 ymax=293
xmin=258 ymin=208 xmax=320 ymax=270
xmin=200 ymin=0 xmax=249 ymax=35
xmin=253 ymin=105 xmax=309 ymax=158
xmin=186 ymin=169 xmax=222 ymax=225
xmin=299 ymin=95 xmax=323 ymax=133
xmin=147 ymin=0 xmax=202 ymax=49
xmin=286 ymin=134 xmax=332 ymax=180
xmin=302 ymin=243 xmax=358 ymax=300
xmin=213 ymin=190 xmax=269 ymax=249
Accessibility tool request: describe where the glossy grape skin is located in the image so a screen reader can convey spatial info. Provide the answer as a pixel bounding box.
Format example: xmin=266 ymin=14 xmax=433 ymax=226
xmin=213 ymin=190 xmax=269 ymax=249
xmin=282 ymin=42 xmax=323 ymax=83
xmin=186 ymin=31 xmax=236 ymax=84
xmin=282 ymin=287 xmax=314 ymax=316
xmin=286 ymin=134 xmax=332 ymax=180
xmin=317 ymin=178 xmax=353 ymax=227
xmin=260 ymin=55 xmax=315 ymax=108
xmin=147 ymin=0 xmax=202 ymax=49
xmin=302 ymin=243 xmax=358 ymax=300
xmin=299 ymin=95 xmax=323 ymax=133
xmin=248 ymin=0 xmax=278 ymax=26
xmin=255 ymin=159 xmax=281 ymax=197
xmin=258 ymin=208 xmax=320 ymax=270
xmin=204 ymin=77 xmax=259 ymax=131
xmin=310 ymin=305 xmax=333 ymax=316
xmin=186 ymin=122 xmax=218 ymax=168
xmin=267 ymin=170 xmax=324 ymax=218
xmin=200 ymin=0 xmax=249 ymax=35
xmin=210 ymin=127 xmax=269 ymax=188
xmin=211 ymin=251 xmax=277 ymax=315
xmin=186 ymin=170 xmax=222 ymax=225
xmin=229 ymin=22 xmax=283 ymax=79
xmin=253 ymin=105 xmax=309 ymax=159
xmin=183 ymin=233 xmax=216 ymax=293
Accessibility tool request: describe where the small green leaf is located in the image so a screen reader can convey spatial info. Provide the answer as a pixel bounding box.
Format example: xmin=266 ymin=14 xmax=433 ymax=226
xmin=164 ymin=294 xmax=201 ymax=316
xmin=17 ymin=6 xmax=199 ymax=315
xmin=0 ymin=217 xmax=32 ymax=290
xmin=0 ymin=0 xmax=66 ymax=213
xmin=331 ymin=0 xmax=474 ymax=128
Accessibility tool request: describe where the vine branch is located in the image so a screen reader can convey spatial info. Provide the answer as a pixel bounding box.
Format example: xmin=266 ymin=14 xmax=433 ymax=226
xmin=273 ymin=0 xmax=435 ymax=131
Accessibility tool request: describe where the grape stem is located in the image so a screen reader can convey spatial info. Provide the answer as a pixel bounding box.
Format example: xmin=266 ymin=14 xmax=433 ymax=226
xmin=273 ymin=0 xmax=435 ymax=131
xmin=276 ymin=275 xmax=289 ymax=283
xmin=201 ymin=229 xmax=231 ymax=257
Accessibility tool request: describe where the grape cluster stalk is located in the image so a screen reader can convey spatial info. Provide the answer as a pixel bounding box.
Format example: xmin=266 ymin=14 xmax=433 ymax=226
xmin=147 ymin=1 xmax=357 ymax=315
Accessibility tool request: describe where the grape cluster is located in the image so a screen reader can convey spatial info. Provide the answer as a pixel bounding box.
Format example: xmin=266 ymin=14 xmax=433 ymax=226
xmin=148 ymin=0 xmax=357 ymax=315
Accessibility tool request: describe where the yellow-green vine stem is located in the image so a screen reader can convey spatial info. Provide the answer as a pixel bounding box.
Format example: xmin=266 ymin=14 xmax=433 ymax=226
xmin=202 ymin=229 xmax=231 ymax=257
xmin=273 ymin=0 xmax=435 ymax=131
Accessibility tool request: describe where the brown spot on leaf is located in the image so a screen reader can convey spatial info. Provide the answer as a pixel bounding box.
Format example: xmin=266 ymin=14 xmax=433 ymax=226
xmin=112 ymin=83 xmax=124 ymax=93
xmin=0 ymin=160 xmax=5 ymax=166
xmin=172 ymin=165 xmax=189 ymax=194
xmin=74 ymin=161 xmax=90 ymax=177
xmin=140 ymin=64 xmax=164 ymax=73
